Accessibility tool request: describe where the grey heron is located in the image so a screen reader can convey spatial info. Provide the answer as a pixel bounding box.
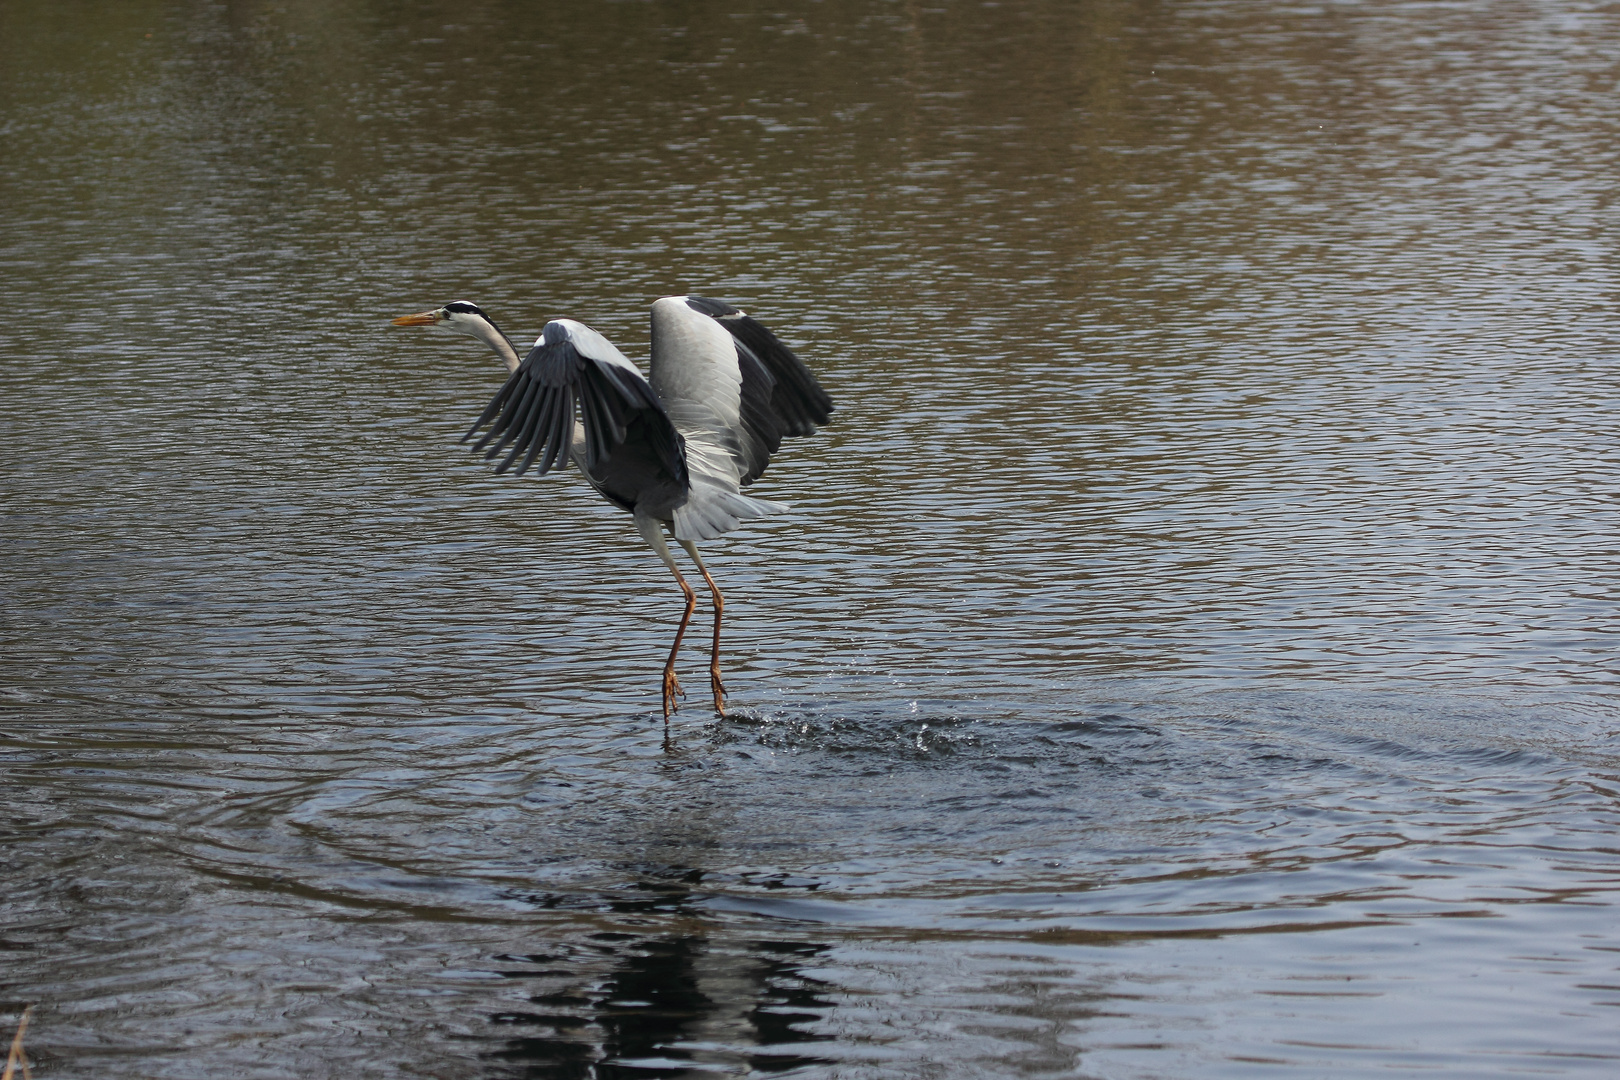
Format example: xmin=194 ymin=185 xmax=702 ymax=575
xmin=393 ymin=296 xmax=833 ymax=720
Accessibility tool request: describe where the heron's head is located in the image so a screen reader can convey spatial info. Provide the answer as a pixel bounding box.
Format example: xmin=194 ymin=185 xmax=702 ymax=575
xmin=393 ymin=300 xmax=521 ymax=371
xmin=392 ymin=300 xmax=495 ymax=337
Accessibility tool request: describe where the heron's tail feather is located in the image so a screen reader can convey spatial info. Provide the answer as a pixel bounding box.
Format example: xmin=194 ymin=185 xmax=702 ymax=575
xmin=672 ymin=481 xmax=786 ymax=542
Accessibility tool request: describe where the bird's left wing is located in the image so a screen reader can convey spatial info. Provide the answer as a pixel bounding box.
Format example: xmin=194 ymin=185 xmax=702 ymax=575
xmin=681 ymin=295 xmax=834 ymax=443
xmin=464 ymin=319 xmax=685 ymax=483
xmin=649 ymin=296 xmax=833 ymax=489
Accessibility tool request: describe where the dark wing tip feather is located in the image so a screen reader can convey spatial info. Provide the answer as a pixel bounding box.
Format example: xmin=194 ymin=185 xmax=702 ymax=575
xmin=481 ymin=375 xmax=543 ymax=458
xmin=494 ymin=381 xmax=549 ymax=473
xmin=466 ymin=342 xmax=577 ymax=477
xmin=683 ymin=295 xmax=741 ymax=319
xmin=705 ymin=304 xmax=834 ymax=438
xmin=462 ymin=330 xmax=689 ymax=493
xmin=462 ymin=368 xmax=524 ymax=443
xmin=682 ymin=299 xmax=834 ymax=486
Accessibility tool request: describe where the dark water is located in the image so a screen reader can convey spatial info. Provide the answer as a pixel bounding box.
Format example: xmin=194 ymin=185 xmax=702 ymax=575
xmin=3 ymin=1 xmax=1619 ymax=1076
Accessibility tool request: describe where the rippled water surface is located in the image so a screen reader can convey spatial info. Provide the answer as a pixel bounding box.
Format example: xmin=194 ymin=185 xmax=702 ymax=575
xmin=4 ymin=1 xmax=1619 ymax=1076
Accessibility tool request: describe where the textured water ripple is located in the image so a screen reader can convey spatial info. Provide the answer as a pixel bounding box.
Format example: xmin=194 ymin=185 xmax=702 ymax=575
xmin=4 ymin=0 xmax=1620 ymax=1076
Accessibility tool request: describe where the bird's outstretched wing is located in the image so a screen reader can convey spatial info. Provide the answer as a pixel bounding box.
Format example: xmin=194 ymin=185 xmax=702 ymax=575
xmin=464 ymin=319 xmax=686 ymax=484
xmin=650 ymin=296 xmax=834 ymax=488
xmin=684 ymin=294 xmax=833 ymax=441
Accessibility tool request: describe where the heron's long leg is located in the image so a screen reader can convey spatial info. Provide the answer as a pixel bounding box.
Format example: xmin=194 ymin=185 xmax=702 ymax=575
xmin=634 ymin=513 xmax=696 ymax=721
xmin=677 ymin=540 xmax=725 ymax=716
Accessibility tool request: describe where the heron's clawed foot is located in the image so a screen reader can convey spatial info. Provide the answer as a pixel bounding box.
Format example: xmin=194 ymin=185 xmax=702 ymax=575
xmin=709 ymin=666 xmax=727 ymax=717
xmin=662 ymin=667 xmax=686 ymax=719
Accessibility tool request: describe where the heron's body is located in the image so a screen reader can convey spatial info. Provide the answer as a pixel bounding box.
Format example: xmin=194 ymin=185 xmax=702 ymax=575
xmin=393 ymin=296 xmax=833 ymax=719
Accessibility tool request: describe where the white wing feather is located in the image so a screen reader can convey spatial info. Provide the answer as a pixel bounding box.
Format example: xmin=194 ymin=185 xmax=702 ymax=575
xmin=648 ymin=296 xmax=784 ymax=541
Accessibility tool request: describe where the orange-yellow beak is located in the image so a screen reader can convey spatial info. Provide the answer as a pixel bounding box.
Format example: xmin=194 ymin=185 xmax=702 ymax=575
xmin=392 ymin=310 xmax=441 ymax=326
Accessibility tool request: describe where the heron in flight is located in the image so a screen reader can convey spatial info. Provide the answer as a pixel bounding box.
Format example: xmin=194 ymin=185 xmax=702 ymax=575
xmin=393 ymin=296 xmax=833 ymax=720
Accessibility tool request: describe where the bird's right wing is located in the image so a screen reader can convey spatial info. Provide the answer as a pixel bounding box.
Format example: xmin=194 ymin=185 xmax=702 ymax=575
xmin=464 ymin=319 xmax=686 ymax=484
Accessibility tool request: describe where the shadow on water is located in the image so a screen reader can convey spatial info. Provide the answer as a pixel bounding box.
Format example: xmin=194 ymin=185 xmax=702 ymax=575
xmin=483 ymin=886 xmax=835 ymax=1079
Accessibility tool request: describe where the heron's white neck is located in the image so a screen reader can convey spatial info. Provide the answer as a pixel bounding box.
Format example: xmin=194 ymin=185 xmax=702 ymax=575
xmin=461 ymin=316 xmax=521 ymax=373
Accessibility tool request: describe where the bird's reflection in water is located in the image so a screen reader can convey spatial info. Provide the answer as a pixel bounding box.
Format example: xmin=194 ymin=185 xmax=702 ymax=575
xmin=483 ymin=921 xmax=835 ymax=1077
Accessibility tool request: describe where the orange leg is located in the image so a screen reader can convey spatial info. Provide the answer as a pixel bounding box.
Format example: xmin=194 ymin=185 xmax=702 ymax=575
xmin=636 ymin=513 xmax=697 ymax=722
xmin=678 ymin=540 xmax=726 ymax=716
xmin=660 ymin=568 xmax=697 ymax=720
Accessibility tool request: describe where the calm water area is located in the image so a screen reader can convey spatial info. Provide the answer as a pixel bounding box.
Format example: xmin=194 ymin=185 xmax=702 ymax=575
xmin=3 ymin=1 xmax=1619 ymax=1076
